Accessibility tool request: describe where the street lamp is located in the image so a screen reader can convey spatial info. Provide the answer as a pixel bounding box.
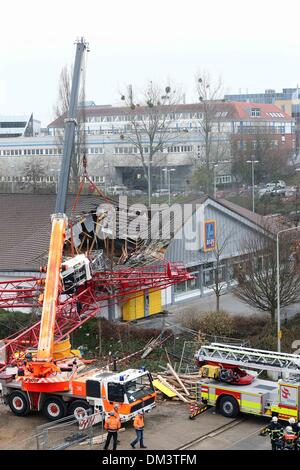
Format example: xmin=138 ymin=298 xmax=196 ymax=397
xmin=213 ymin=164 xmax=218 ymax=199
xmin=276 ymin=226 xmax=300 ymax=352
xmin=162 ymin=168 xmax=175 ymax=205
xmin=246 ymin=158 xmax=259 ymax=212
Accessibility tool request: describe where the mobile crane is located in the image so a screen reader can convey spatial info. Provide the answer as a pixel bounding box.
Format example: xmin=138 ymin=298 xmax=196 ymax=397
xmin=191 ymin=343 xmax=300 ymax=422
xmin=0 ymin=39 xmax=192 ymax=421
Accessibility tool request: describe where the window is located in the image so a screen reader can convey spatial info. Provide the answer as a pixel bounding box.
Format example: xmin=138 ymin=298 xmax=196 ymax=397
xmin=251 ymin=108 xmax=260 ymax=117
xmin=108 ymin=383 xmax=124 ymax=403
xmin=174 ymin=269 xmax=199 ymax=296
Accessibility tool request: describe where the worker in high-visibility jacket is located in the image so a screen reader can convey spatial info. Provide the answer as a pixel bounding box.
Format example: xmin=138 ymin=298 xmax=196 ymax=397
xmin=113 ymin=404 xmax=121 ymax=444
xmin=104 ymin=411 xmax=121 ymax=450
xmin=130 ymin=410 xmax=147 ymax=449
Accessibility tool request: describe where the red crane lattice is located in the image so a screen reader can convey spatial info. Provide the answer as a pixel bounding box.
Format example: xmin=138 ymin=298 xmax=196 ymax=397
xmin=0 ymin=262 xmax=191 ymax=369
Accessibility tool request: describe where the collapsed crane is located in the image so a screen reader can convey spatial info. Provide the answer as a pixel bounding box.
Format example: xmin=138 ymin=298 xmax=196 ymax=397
xmin=0 ymin=39 xmax=192 ymax=420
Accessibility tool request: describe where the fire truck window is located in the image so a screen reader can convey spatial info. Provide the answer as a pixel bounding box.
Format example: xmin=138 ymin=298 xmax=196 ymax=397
xmin=108 ymin=383 xmax=124 ymax=403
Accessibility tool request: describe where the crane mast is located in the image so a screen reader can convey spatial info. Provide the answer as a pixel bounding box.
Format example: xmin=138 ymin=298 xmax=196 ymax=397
xmin=24 ymin=38 xmax=88 ymax=383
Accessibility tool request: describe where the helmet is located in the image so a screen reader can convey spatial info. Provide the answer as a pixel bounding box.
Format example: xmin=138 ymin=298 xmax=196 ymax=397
xmin=114 ymin=404 xmax=119 ymax=409
xmin=286 ymin=426 xmax=293 ymax=433
xmin=289 ymin=418 xmax=295 ymax=424
xmin=271 ymin=416 xmax=278 ymax=423
xmin=109 ymin=411 xmax=115 ymax=417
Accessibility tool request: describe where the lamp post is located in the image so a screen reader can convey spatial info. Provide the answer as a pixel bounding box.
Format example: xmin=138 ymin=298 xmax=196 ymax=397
xmin=162 ymin=168 xmax=175 ymax=205
xmin=213 ymin=164 xmax=219 ymax=199
xmin=276 ymin=226 xmax=300 ymax=352
xmin=246 ymin=158 xmax=259 ymax=212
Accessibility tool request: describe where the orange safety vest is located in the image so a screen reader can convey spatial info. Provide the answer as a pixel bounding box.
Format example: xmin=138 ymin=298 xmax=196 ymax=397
xmin=104 ymin=415 xmax=121 ymax=431
xmin=133 ymin=414 xmax=144 ymax=430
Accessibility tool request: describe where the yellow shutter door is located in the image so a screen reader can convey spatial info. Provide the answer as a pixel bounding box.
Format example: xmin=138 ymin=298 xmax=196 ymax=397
xmin=148 ymin=289 xmax=162 ymax=316
xmin=122 ymin=293 xmax=145 ymax=321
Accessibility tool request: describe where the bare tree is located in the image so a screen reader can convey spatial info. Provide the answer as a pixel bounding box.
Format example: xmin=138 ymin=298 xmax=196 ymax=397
xmin=119 ymin=82 xmax=183 ymax=206
xmin=53 ymin=65 xmax=86 ymax=192
xmin=211 ymin=233 xmax=232 ymax=312
xmin=194 ymin=71 xmax=229 ymax=195
xmin=234 ymin=231 xmax=300 ymax=323
xmin=23 ymin=158 xmax=46 ymax=194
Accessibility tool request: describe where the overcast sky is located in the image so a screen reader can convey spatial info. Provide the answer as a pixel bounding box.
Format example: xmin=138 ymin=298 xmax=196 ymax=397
xmin=1 ymin=0 xmax=300 ymax=126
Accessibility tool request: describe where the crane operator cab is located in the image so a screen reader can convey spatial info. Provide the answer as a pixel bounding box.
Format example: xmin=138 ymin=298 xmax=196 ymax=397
xmin=61 ymin=254 xmax=92 ymax=294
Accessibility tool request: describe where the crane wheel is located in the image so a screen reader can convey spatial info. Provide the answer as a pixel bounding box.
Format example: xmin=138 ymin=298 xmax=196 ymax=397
xmin=68 ymin=400 xmax=93 ymax=419
xmin=219 ymin=395 xmax=239 ymax=418
xmin=8 ymin=391 xmax=30 ymax=416
xmin=42 ymin=396 xmax=67 ymax=421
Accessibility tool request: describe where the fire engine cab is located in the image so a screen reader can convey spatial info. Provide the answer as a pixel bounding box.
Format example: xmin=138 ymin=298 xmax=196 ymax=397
xmin=192 ymin=343 xmax=300 ymax=421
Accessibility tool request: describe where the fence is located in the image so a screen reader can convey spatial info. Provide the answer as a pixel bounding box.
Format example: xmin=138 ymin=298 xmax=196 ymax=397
xmin=5 ymin=411 xmax=105 ymax=450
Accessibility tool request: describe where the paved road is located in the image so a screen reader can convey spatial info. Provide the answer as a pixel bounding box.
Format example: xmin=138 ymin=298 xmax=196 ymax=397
xmin=187 ymin=416 xmax=270 ymax=450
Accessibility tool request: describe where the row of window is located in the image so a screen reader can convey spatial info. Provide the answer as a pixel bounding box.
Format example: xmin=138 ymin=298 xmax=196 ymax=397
xmin=0 ymin=121 xmax=27 ymax=128
xmin=0 ymin=148 xmax=62 ymax=156
xmin=216 ymin=175 xmax=232 ymax=184
xmin=238 ymin=139 xmax=280 ymax=150
xmin=113 ymin=145 xmax=194 ymax=155
xmin=0 ymin=147 xmax=104 ymax=157
xmin=114 ymin=146 xmax=149 ymax=155
xmin=85 ymin=112 xmax=208 ymax=124
xmin=0 ymin=175 xmax=105 ymax=183
xmin=266 ymin=112 xmax=285 ymax=118
xmin=167 ymin=145 xmax=193 ymax=153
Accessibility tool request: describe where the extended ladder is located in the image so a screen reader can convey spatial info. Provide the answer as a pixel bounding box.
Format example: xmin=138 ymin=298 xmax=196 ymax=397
xmin=195 ymin=343 xmax=300 ymax=374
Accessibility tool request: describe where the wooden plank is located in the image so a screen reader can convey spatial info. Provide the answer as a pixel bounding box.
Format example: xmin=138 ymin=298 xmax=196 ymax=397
xmin=157 ymin=375 xmax=188 ymax=403
xmin=166 ymin=363 xmax=190 ymax=396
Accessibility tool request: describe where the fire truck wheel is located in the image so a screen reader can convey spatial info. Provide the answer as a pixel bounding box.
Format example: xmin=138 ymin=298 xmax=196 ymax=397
xmin=8 ymin=391 xmax=30 ymax=416
xmin=42 ymin=397 xmax=67 ymax=421
xmin=68 ymin=400 xmax=93 ymax=419
xmin=219 ymin=395 xmax=239 ymax=418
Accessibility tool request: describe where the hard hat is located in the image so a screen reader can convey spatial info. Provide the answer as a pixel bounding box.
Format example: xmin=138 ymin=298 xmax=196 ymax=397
xmin=114 ymin=404 xmax=119 ymax=409
xmin=271 ymin=416 xmax=278 ymax=422
xmin=289 ymin=418 xmax=295 ymax=424
xmin=286 ymin=426 xmax=293 ymax=433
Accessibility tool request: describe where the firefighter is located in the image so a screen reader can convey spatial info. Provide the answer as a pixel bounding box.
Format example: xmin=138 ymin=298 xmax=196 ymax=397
xmin=130 ymin=410 xmax=147 ymax=449
xmin=283 ymin=425 xmax=296 ymax=451
xmin=265 ymin=416 xmax=284 ymax=450
xmin=103 ymin=411 xmax=121 ymax=450
xmin=288 ymin=417 xmax=298 ymax=434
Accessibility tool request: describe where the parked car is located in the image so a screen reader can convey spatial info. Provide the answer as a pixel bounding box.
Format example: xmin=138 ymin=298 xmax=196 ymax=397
xmin=106 ymin=185 xmax=128 ymax=195
xmin=152 ymin=189 xmax=169 ymax=197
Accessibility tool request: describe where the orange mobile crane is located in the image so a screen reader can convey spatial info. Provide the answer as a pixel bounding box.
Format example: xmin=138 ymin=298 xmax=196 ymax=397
xmin=0 ymin=39 xmax=191 ymax=421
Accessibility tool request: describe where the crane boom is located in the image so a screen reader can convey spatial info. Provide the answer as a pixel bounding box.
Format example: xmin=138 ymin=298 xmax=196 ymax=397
xmin=30 ymin=39 xmax=88 ymax=372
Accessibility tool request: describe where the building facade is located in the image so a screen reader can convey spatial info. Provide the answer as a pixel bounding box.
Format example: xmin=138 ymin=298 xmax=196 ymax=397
xmin=0 ymin=114 xmax=40 ymax=138
xmin=0 ymin=102 xmax=295 ymax=192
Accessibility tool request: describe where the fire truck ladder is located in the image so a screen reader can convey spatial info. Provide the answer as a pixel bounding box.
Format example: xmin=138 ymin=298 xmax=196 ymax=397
xmin=195 ymin=343 xmax=300 ymax=375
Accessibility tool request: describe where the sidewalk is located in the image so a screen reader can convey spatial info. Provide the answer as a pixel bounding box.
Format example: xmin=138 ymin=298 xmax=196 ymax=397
xmin=133 ymin=290 xmax=300 ymax=330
